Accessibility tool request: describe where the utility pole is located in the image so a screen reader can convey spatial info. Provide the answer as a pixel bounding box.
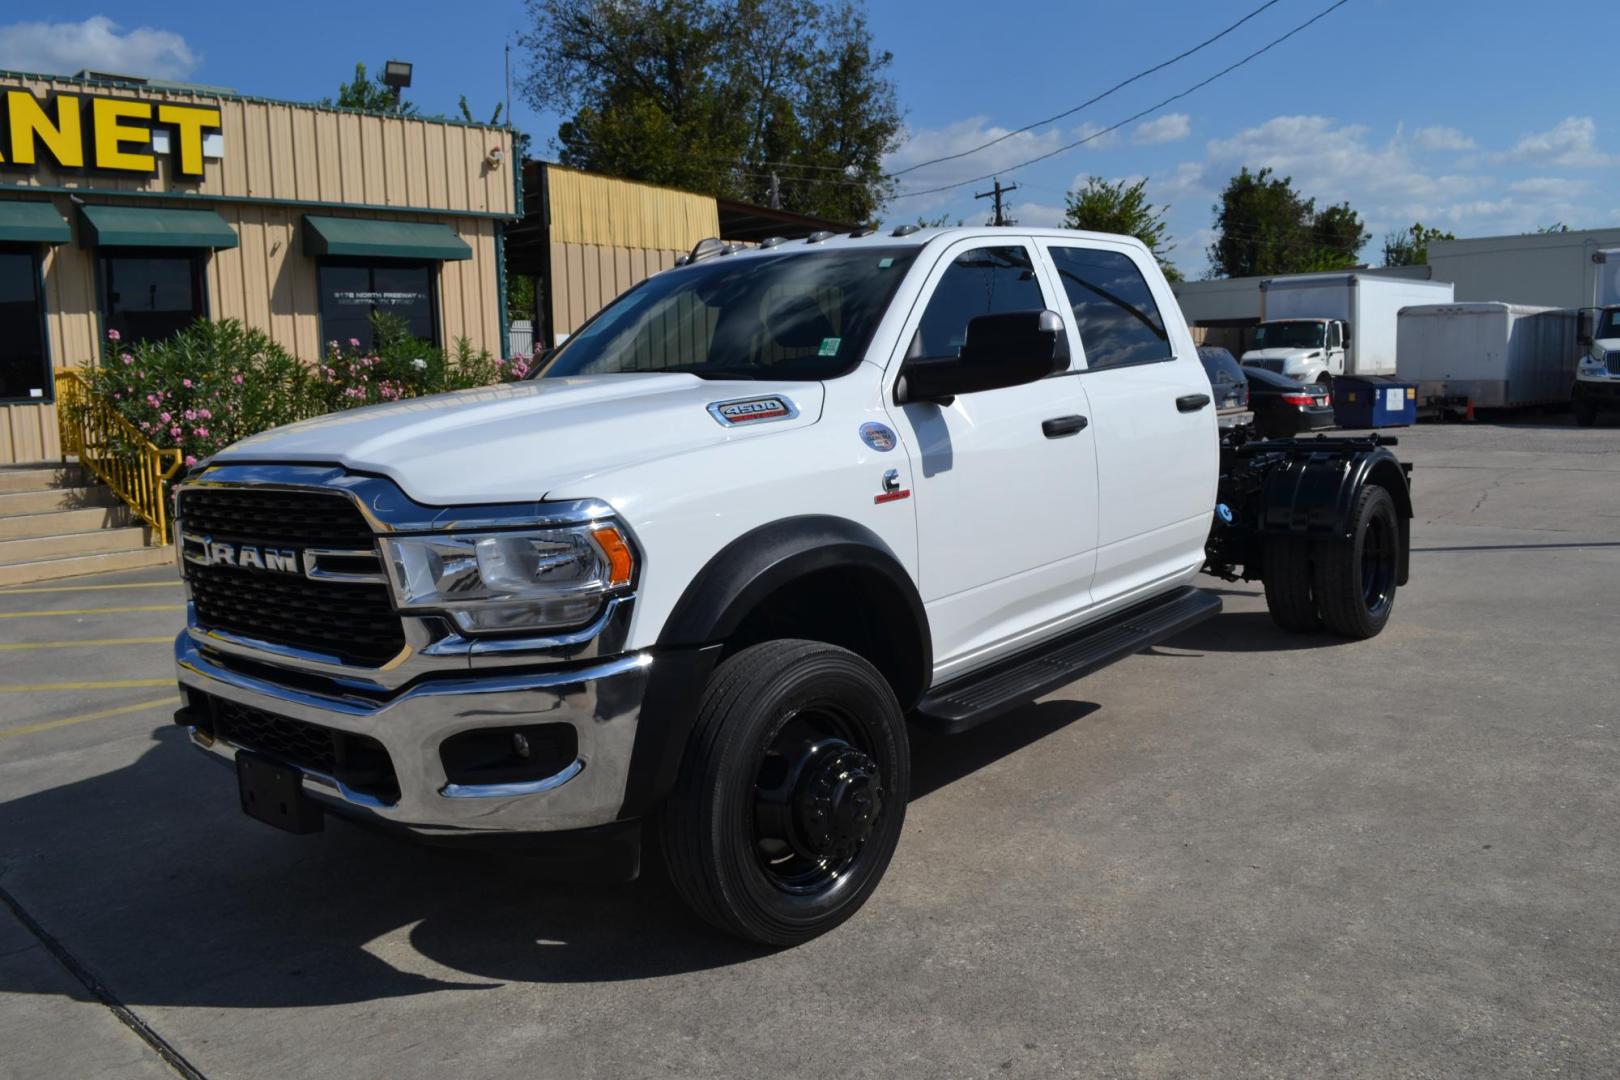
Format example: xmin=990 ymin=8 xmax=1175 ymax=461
xmin=768 ymin=171 xmax=781 ymax=210
xmin=975 ymin=178 xmax=1018 ymax=226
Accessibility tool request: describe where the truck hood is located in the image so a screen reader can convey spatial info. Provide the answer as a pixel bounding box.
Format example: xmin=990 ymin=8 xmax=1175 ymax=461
xmin=1241 ymin=347 xmax=1323 ymax=365
xmin=216 ymin=374 xmax=824 ymax=504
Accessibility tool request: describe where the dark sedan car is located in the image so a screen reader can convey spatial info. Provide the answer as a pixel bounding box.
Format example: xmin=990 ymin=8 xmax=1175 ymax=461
xmin=1197 ymin=346 xmax=1252 ymax=430
xmin=1243 ymin=364 xmax=1335 ymax=437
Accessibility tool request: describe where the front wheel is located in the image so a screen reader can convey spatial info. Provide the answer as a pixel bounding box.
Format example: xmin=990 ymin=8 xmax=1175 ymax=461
xmin=1312 ymin=485 xmax=1400 ymax=638
xmin=1573 ymin=389 xmax=1597 ymax=427
xmin=659 ymin=640 xmax=909 ymax=946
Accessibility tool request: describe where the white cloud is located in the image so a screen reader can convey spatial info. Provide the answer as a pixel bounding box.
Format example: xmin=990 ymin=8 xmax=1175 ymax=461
xmin=887 ymin=117 xmax=1066 ymax=208
xmin=1508 ymin=177 xmax=1592 ymax=198
xmin=1204 ymin=115 xmax=1486 ymax=229
xmin=1007 ymin=201 xmax=1066 ymax=228
xmin=1156 ymin=162 xmax=1206 ymax=200
xmin=1132 ymin=113 xmax=1191 ymax=145
xmin=1073 ymin=120 xmax=1120 ymax=150
xmin=1411 ymin=125 xmax=1476 ymax=151
xmin=0 ymin=15 xmax=198 ymax=80
xmin=1502 ymin=117 xmax=1611 ymax=168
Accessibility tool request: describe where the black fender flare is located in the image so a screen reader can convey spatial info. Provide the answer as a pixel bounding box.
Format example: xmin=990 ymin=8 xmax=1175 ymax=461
xmin=618 ymin=515 xmax=931 ymax=819
xmin=1259 ymin=445 xmax=1414 ymax=584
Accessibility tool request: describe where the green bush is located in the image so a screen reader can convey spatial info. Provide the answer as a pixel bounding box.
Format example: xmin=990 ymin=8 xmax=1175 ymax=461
xmin=90 ymin=315 xmax=529 ymax=466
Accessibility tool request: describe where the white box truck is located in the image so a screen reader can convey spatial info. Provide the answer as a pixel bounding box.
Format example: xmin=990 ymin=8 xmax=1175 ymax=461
xmin=1244 ymin=273 xmax=1455 ymax=387
xmin=1397 ymin=303 xmax=1578 ymax=415
xmin=1574 ymin=248 xmax=1620 ymax=425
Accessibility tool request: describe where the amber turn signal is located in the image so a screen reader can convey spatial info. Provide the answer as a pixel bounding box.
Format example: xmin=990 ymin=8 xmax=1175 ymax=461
xmin=592 ymin=525 xmax=635 ymax=588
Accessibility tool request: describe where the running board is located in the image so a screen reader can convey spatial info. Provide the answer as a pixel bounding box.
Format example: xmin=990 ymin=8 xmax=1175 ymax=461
xmin=914 ymin=586 xmax=1222 ymax=734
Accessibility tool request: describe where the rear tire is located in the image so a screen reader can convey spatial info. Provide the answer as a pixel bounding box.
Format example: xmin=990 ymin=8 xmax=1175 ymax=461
xmin=1263 ymin=535 xmax=1319 ymax=632
xmin=1573 ymin=390 xmax=1597 ymax=427
xmin=1312 ymin=485 xmax=1400 ymax=639
xmin=659 ymin=639 xmax=909 ymax=947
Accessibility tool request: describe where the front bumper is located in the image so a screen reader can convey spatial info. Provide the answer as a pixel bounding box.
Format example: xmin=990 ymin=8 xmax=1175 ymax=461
xmin=1576 ymin=375 xmax=1620 ymax=400
xmin=174 ymin=633 xmax=651 ymax=838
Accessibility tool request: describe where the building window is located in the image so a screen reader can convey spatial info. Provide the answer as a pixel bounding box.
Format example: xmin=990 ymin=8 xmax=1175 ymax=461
xmin=0 ymin=248 xmax=50 ymax=402
xmin=1048 ymin=246 xmax=1172 ymax=370
xmin=99 ymin=251 xmax=206 ymax=346
xmin=914 ymin=246 xmax=1047 ymax=358
xmin=318 ymin=261 xmax=438 ymax=351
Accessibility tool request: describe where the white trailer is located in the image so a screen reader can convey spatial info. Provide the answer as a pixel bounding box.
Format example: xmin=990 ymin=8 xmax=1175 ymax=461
xmin=1397 ymin=303 xmax=1577 ymax=413
xmin=1246 ymin=273 xmax=1455 ymax=383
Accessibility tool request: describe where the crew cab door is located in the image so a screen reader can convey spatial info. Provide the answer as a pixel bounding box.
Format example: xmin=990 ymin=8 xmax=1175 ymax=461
xmin=887 ymin=239 xmax=1099 ymax=679
xmin=1036 ymin=239 xmax=1216 ymax=610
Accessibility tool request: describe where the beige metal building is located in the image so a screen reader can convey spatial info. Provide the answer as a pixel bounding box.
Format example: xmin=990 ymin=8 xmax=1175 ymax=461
xmin=0 ymin=69 xmax=515 ymax=464
xmin=508 ymin=162 xmax=850 ymax=348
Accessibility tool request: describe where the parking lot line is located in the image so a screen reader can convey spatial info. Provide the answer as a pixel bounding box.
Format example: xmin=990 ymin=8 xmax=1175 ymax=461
xmin=0 ymin=696 xmax=179 ymax=740
xmin=0 ymin=582 xmax=181 ymax=595
xmin=0 ymin=604 xmax=185 ymax=620
xmin=0 ymin=637 xmax=174 ymax=652
xmin=0 ymin=678 xmax=175 ymax=693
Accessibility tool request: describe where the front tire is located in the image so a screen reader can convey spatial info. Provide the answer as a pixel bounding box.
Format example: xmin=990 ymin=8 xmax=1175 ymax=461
xmin=1312 ymin=485 xmax=1400 ymax=639
xmin=1573 ymin=389 xmax=1597 ymax=427
xmin=659 ymin=640 xmax=909 ymax=946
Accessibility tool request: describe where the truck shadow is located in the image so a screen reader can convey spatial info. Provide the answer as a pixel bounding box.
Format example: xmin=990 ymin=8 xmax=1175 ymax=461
xmin=0 ymin=700 xmax=1096 ymax=1007
xmin=1159 ymin=611 xmax=1344 ymax=653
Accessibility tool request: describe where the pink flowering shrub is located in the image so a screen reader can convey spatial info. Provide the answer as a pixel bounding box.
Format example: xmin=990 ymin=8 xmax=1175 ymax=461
xmin=87 ymin=316 xmax=529 ymax=465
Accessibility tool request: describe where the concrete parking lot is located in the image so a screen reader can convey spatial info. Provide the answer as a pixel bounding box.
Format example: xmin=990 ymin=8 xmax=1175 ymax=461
xmin=1 ymin=417 xmax=1617 ymax=1080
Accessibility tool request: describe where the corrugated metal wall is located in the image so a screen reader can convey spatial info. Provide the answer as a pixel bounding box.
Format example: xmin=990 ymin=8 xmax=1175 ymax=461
xmin=542 ymin=167 xmax=721 ymax=340
xmin=0 ymin=73 xmax=514 ymax=463
xmin=549 ymin=242 xmax=684 ymax=339
xmin=545 ymin=166 xmax=717 ymax=250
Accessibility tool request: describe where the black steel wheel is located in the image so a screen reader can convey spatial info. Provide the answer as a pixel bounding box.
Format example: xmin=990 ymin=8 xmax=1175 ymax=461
xmin=1312 ymin=484 xmax=1400 ymax=639
xmin=1263 ymin=535 xmax=1320 ymax=632
xmin=659 ymin=639 xmax=909 ymax=946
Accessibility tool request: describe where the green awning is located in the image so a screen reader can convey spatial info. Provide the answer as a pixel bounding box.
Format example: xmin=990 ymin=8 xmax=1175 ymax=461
xmin=302 ymin=215 xmax=472 ymax=261
xmin=0 ymin=200 xmax=71 ymax=244
xmin=78 ymin=204 xmax=238 ymax=249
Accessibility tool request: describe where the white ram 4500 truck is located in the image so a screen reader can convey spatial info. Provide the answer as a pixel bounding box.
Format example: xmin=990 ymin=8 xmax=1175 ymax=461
xmin=172 ymin=227 xmax=1413 ymax=945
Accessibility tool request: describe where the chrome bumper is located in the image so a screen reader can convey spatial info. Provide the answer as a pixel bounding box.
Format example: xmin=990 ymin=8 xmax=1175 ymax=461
xmin=174 ymin=633 xmax=650 ymax=837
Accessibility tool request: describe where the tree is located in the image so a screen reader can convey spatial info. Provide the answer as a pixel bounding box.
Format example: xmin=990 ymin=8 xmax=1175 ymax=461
xmin=1382 ymin=222 xmax=1455 ymax=267
xmin=517 ymin=0 xmax=901 ymax=221
xmin=321 ymin=62 xmax=418 ymax=116
xmin=1206 ymin=167 xmax=1368 ymax=278
xmin=1063 ymin=176 xmax=1181 ymax=282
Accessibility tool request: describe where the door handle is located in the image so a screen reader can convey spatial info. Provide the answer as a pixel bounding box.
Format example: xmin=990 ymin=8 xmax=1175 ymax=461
xmin=1042 ymin=415 xmax=1088 ymax=438
xmin=1176 ymin=393 xmax=1211 ymax=412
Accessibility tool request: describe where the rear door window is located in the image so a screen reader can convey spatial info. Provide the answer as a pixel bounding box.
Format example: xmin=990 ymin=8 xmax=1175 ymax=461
xmin=1048 ymin=246 xmax=1172 ymax=370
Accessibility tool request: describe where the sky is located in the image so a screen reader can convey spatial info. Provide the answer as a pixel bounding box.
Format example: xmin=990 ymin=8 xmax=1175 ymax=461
xmin=2 ymin=1 xmax=1615 ymax=278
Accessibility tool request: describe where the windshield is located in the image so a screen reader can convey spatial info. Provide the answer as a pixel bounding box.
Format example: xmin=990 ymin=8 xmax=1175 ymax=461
xmin=1603 ymin=307 xmax=1620 ymax=337
xmin=539 ymin=247 xmax=919 ymax=381
xmin=1252 ymin=321 xmax=1325 ymax=350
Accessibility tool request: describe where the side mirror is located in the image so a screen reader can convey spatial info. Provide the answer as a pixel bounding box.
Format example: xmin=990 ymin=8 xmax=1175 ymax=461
xmin=898 ymin=309 xmax=1069 ymax=404
xmin=1577 ymin=308 xmax=1595 ymax=346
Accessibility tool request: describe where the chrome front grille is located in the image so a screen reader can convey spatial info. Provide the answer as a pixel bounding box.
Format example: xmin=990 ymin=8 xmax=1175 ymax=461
xmin=1608 ymin=352 xmax=1620 ymax=375
xmin=178 ymin=486 xmax=405 ymax=666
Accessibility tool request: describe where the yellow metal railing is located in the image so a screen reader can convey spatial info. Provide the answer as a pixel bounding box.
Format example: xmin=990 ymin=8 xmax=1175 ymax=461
xmin=54 ymin=368 xmax=184 ymax=545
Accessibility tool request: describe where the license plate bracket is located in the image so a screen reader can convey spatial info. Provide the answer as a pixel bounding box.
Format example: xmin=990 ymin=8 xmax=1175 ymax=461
xmin=236 ymin=751 xmax=323 ymax=834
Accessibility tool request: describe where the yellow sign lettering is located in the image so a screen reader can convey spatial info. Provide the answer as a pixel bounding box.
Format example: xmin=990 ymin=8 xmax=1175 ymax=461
xmin=7 ymin=90 xmax=84 ymax=167
xmin=90 ymin=96 xmax=155 ymax=173
xmin=156 ymin=103 xmax=220 ymax=178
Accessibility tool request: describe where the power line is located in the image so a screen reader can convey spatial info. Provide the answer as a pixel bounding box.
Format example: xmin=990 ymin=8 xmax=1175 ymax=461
xmin=892 ymin=0 xmax=1355 ymax=201
xmin=889 ymin=0 xmax=1286 ymax=178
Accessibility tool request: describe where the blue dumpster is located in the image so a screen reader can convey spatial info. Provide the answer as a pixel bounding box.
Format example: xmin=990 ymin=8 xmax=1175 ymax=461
xmin=1334 ymin=375 xmax=1417 ymax=428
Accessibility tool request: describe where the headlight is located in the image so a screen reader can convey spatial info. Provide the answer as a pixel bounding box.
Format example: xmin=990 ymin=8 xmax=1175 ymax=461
xmin=380 ymin=523 xmax=634 ymax=634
